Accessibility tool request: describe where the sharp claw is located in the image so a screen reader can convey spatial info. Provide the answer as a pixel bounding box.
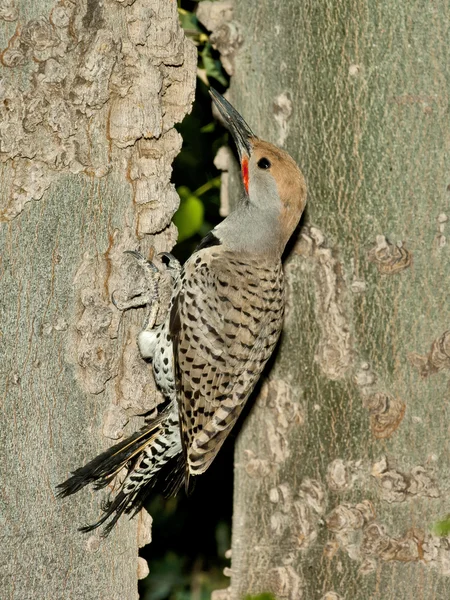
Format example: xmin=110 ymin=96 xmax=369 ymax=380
xmin=123 ymin=250 xmax=144 ymax=259
xmin=111 ymin=289 xmax=120 ymax=309
xmin=111 ymin=289 xmax=143 ymax=311
xmin=124 ymin=250 xmax=159 ymax=273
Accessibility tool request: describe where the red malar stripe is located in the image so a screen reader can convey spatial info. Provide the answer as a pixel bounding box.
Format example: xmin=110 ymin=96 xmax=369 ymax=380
xmin=242 ymin=157 xmax=249 ymax=193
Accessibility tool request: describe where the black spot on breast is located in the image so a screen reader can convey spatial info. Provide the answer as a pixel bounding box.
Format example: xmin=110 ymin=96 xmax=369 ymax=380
xmin=211 ymin=352 xmax=225 ymax=363
xmin=240 ymin=342 xmax=253 ymax=350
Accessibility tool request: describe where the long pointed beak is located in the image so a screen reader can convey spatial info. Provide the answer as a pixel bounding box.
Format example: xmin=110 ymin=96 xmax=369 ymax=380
xmin=209 ymin=88 xmax=255 ymax=161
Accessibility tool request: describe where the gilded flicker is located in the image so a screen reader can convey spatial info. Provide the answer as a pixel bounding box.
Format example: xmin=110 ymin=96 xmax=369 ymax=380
xmin=57 ymin=89 xmax=307 ymax=535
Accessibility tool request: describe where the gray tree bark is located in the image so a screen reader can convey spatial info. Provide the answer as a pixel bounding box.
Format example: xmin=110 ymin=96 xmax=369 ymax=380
xmin=210 ymin=1 xmax=450 ymax=599
xmin=0 ymin=1 xmax=195 ymax=598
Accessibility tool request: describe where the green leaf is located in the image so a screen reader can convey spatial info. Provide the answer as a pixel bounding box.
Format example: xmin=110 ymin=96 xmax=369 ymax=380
xmin=173 ymin=187 xmax=205 ymax=242
xmin=244 ymin=594 xmax=277 ymax=600
xmin=200 ymin=122 xmax=216 ymax=134
xmin=178 ymin=9 xmax=201 ymax=34
xmin=194 ymin=176 xmax=221 ymax=197
xmin=201 ymin=43 xmax=228 ymax=86
xmin=432 ymin=516 xmax=450 ymax=536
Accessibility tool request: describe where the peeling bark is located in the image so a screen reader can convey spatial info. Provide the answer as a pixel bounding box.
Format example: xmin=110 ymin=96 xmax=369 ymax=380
xmin=210 ymin=0 xmax=450 ymax=598
xmin=0 ymin=0 xmax=195 ymax=597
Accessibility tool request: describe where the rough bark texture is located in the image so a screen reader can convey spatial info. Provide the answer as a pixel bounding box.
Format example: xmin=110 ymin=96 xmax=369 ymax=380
xmin=210 ymin=1 xmax=450 ymax=599
xmin=0 ymin=1 xmax=195 ymax=598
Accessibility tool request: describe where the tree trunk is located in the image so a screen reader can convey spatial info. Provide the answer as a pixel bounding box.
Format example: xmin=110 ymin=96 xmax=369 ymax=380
xmin=220 ymin=1 xmax=450 ymax=598
xmin=0 ymin=1 xmax=195 ymax=598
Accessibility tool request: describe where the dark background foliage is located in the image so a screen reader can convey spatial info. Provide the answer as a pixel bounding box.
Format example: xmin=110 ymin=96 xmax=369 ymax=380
xmin=139 ymin=3 xmax=234 ymax=599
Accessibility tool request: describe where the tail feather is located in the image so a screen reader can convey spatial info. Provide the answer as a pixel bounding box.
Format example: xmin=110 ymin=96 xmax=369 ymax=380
xmin=78 ymin=492 xmax=129 ymax=536
xmin=56 ymin=414 xmax=165 ymax=497
xmin=57 ymin=413 xmax=184 ymax=536
xmin=78 ymin=453 xmax=184 ymax=537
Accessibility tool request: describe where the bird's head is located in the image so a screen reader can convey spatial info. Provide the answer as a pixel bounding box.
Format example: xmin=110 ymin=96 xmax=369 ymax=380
xmin=210 ymin=88 xmax=307 ymax=255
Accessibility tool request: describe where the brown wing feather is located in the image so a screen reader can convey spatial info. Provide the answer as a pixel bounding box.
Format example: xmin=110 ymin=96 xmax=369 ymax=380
xmin=172 ymin=246 xmax=284 ymax=476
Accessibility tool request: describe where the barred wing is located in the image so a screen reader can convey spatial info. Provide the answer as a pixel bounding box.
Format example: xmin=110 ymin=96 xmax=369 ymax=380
xmin=170 ymin=247 xmax=284 ymax=477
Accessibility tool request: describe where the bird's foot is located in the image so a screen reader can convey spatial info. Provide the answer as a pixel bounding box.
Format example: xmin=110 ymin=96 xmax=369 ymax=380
xmin=111 ymin=250 xmax=161 ymax=330
xmin=111 ymin=250 xmax=181 ymax=332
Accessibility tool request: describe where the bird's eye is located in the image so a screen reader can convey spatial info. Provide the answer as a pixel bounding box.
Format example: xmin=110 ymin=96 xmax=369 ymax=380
xmin=257 ymin=157 xmax=271 ymax=169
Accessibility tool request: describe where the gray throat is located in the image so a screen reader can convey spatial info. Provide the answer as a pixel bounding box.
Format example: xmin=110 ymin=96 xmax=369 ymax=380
xmin=213 ymin=200 xmax=282 ymax=258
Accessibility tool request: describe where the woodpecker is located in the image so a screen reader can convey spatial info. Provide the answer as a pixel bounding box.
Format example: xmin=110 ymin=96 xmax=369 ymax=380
xmin=57 ymin=89 xmax=307 ymax=535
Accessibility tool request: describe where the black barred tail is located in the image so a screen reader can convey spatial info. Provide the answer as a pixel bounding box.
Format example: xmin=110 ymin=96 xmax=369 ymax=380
xmin=57 ymin=412 xmax=184 ymax=536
